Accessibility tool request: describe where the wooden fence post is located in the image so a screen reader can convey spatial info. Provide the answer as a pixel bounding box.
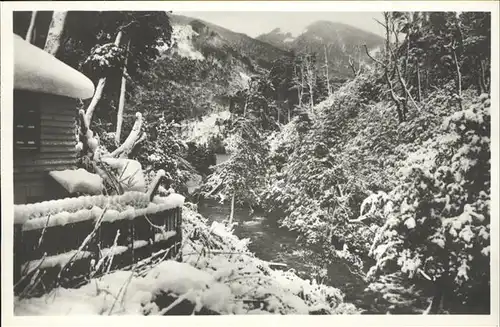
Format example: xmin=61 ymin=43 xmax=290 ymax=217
xmin=129 ymin=220 xmax=135 ymax=266
xmin=176 ymin=208 xmax=182 ymax=263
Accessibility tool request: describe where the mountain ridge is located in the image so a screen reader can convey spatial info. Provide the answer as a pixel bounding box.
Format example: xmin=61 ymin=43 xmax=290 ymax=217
xmin=257 ymin=20 xmax=385 ymax=78
xmin=168 ymin=14 xmax=292 ymax=69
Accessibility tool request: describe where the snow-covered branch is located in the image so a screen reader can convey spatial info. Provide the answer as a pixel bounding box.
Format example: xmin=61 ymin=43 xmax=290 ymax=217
xmin=109 ymin=112 xmax=144 ymax=158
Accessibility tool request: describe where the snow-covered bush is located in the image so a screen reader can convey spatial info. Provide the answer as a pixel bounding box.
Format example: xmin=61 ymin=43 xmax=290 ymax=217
xmin=133 ymin=116 xmax=193 ymax=191
xmin=202 ymin=116 xmax=269 ymax=209
xmin=260 ymin=70 xmax=487 ymax=284
xmin=367 ymin=94 xmax=491 ymax=312
xmin=82 ymin=43 xmax=125 ymax=77
xmin=261 ymin=73 xmax=396 ymax=266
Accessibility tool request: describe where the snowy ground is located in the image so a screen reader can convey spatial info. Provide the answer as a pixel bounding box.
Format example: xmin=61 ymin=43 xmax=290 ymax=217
xmin=14 ymin=204 xmax=360 ymax=315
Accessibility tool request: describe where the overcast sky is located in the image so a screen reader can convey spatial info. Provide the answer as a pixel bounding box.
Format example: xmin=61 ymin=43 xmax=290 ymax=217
xmin=174 ymin=11 xmax=385 ymax=38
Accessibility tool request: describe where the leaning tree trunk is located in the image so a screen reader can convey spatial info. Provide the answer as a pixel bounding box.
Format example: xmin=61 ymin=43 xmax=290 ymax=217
xmin=109 ymin=112 xmax=146 ymax=158
xmin=44 ymin=11 xmax=68 ymax=56
xmin=115 ymin=40 xmax=131 ymax=145
xmin=85 ymin=30 xmax=123 ymax=125
xmin=25 ymin=11 xmax=37 ymax=44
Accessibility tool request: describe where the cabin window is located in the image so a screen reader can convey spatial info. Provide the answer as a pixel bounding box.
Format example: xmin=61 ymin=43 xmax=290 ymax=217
xmin=14 ymin=90 xmax=41 ymax=151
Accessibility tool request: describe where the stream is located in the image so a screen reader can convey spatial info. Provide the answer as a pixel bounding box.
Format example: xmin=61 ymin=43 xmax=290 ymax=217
xmin=197 ymin=198 xmax=374 ymax=312
xmin=192 ymin=155 xmax=428 ymax=314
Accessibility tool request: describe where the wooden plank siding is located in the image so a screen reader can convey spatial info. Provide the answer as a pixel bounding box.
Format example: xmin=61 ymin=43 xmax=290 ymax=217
xmin=13 ymin=207 xmax=183 ymax=295
xmin=14 ymin=94 xmax=79 ymax=204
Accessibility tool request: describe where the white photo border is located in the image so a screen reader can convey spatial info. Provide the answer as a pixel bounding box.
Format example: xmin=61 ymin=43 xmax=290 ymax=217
xmin=1 ymin=2 xmax=498 ymax=327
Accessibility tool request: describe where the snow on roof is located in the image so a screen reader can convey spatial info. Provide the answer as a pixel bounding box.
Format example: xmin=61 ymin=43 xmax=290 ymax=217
xmin=14 ymin=34 xmax=95 ymax=99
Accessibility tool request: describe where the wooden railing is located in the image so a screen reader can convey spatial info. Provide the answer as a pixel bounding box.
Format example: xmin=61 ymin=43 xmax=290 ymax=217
xmin=14 ymin=202 xmax=182 ymax=295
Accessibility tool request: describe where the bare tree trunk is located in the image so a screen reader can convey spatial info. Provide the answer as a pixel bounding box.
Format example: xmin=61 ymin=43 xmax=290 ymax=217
xmin=384 ymin=12 xmax=391 ymax=63
xmin=229 ymin=193 xmax=235 ymax=225
xmin=404 ymin=34 xmax=410 ymax=81
xmin=425 ymin=66 xmax=429 ymax=97
xmin=243 ymin=97 xmax=248 ymax=117
xmin=477 ymin=73 xmax=484 ymax=95
xmin=115 ymin=40 xmax=131 ymax=145
xmin=304 ymin=55 xmax=314 ymax=109
xmin=85 ymin=78 xmax=106 ymax=126
xmin=85 ymin=30 xmax=123 ymax=125
xmin=451 ymin=42 xmax=463 ymax=111
xmin=44 ymin=11 xmax=68 ymax=56
xmin=348 ymin=56 xmax=357 ymax=76
xmin=300 ymin=64 xmax=305 ymax=107
xmin=364 ymin=44 xmax=406 ymax=123
xmin=417 ymin=64 xmax=422 ymax=102
xmin=324 ymin=44 xmax=331 ymax=96
xmin=25 ymin=11 xmax=37 ymax=44
xmin=309 ymin=81 xmax=314 ymax=109
xmin=390 ymin=48 xmax=421 ymax=112
xmin=479 ymin=58 xmax=489 ymax=93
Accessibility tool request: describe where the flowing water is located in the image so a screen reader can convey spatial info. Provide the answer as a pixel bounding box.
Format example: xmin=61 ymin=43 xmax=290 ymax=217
xmin=192 ymin=155 xmax=428 ymax=314
xmin=197 ymin=199 xmax=373 ymax=311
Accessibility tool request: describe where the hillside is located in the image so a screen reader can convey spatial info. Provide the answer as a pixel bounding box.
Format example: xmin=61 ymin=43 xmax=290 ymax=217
xmin=126 ymin=23 xmax=258 ymax=127
xmin=169 ymin=14 xmax=292 ymax=69
xmin=257 ymin=20 xmax=384 ymax=78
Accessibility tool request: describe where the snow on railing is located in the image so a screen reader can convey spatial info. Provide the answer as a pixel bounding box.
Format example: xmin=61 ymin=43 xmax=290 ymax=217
xmin=14 ymin=192 xmax=185 ymax=296
xmin=14 ymin=192 xmax=184 ymax=226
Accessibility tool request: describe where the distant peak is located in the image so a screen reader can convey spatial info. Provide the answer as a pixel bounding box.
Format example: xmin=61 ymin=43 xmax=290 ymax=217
xmin=308 ymin=20 xmax=345 ymax=27
xmin=264 ymin=27 xmax=296 ymax=37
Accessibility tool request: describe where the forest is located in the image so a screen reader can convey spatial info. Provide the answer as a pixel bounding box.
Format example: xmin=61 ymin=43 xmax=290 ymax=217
xmin=12 ymin=10 xmax=492 ymax=315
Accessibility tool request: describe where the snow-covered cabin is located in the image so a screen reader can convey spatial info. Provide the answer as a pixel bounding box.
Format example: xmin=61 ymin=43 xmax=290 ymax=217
xmin=13 ymin=34 xmax=95 ymax=204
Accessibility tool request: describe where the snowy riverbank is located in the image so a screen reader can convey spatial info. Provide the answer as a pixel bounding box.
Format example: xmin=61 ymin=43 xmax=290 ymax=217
xmin=14 ymin=204 xmax=360 ymax=315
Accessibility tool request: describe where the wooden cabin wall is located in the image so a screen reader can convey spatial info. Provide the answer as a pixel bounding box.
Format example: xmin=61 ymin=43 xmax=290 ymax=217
xmin=14 ymin=94 xmax=78 ymax=204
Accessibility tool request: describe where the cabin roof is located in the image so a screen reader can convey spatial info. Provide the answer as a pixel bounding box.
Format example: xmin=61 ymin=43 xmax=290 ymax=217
xmin=14 ymin=34 xmax=95 ymax=100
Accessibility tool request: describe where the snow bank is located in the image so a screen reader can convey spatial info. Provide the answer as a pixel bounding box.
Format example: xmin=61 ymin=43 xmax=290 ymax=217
xmin=15 ymin=261 xmax=232 ymax=315
xmin=15 ymin=203 xmax=359 ymax=316
xmin=49 ymin=169 xmax=104 ymax=195
xmin=180 ymin=205 xmax=360 ymax=314
xmin=101 ymin=158 xmax=147 ymax=192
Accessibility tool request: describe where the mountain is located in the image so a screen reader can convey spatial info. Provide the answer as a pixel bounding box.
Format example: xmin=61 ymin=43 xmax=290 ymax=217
xmin=257 ymin=20 xmax=385 ymax=79
xmin=129 ymin=13 xmax=297 ymax=124
xmin=168 ymin=14 xmax=292 ymax=70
